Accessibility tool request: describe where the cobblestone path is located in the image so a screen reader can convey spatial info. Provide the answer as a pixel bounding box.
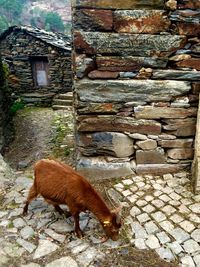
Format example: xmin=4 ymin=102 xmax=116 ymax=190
xmin=0 ymin=169 xmax=200 ymax=266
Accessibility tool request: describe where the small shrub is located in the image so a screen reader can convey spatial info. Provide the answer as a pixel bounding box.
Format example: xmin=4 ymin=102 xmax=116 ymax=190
xmin=10 ymin=98 xmax=25 ymax=114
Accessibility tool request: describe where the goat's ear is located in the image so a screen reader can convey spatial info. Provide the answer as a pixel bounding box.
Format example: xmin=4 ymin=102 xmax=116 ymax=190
xmin=112 ymin=206 xmax=122 ymax=225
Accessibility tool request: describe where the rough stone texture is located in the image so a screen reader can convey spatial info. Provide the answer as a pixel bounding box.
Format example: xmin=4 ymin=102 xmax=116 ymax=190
xmin=74 ymin=32 xmax=186 ymax=56
xmin=135 ymin=106 xmax=197 ymax=119
xmin=136 ymin=149 xmax=165 ymax=164
xmin=114 ymin=10 xmax=170 ymax=34
xmin=46 ymin=257 xmax=78 ymax=267
xmin=73 ymin=0 xmax=198 ymax=181
xmin=33 ymin=240 xmax=59 ymax=259
xmin=74 ymin=0 xmax=165 ymax=9
xmin=77 ymin=132 xmax=134 ymax=157
xmin=77 ymin=115 xmax=161 ymax=135
xmin=74 ymin=9 xmax=113 ymax=31
xmin=96 ymin=56 xmax=167 ymax=71
xmin=76 ymin=79 xmax=191 ymax=104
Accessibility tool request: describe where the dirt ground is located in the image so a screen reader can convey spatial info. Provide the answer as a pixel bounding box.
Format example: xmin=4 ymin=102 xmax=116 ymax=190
xmin=3 ymin=106 xmax=179 ymax=267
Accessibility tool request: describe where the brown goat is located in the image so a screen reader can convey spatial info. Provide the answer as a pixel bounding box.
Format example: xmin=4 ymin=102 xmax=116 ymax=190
xmin=23 ymin=159 xmax=122 ymax=241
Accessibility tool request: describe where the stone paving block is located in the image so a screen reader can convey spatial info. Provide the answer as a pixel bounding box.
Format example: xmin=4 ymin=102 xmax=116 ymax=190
xmin=144 ymin=195 xmax=154 ymax=202
xmin=134 ymin=238 xmax=147 ymax=250
xmin=167 ymin=241 xmax=183 ymax=255
xmin=136 ymin=191 xmax=145 ymax=196
xmin=181 ymin=255 xmax=195 ymax=267
xmin=122 ymin=189 xmax=132 ymax=197
xmin=152 ymin=211 xmax=166 ymax=222
xmin=189 ymin=203 xmax=200 ymax=213
xmin=191 ymin=229 xmax=200 ymax=242
xmin=183 ymin=239 xmax=200 ymax=254
xmin=130 ymin=206 xmax=141 ymax=217
xmin=71 ymin=243 xmax=90 ymax=254
xmin=181 ymin=198 xmax=192 ymax=205
xmin=137 ymin=213 xmax=151 ymax=223
xmin=145 ymin=235 xmax=160 ymax=249
xmin=13 ymin=218 xmax=26 ymax=229
xmin=189 ymin=214 xmax=200 ymax=224
xmin=33 ymin=240 xmax=59 ymax=259
xmin=127 ymin=195 xmax=138 ymax=203
xmin=178 ymin=204 xmax=190 ymax=214
xmin=136 ymin=200 xmax=147 ymax=207
xmin=153 ymin=190 xmax=163 ymax=197
xmin=193 ymin=255 xmax=200 ymax=267
xmin=169 ymin=200 xmax=181 ymax=206
xmin=122 ymin=179 xmax=133 ymax=185
xmin=159 ymin=221 xmax=174 ymax=233
xmin=16 ymin=238 xmax=36 ymax=253
xmin=180 ymin=220 xmax=195 ymax=233
xmin=130 ymin=221 xmax=148 ymax=239
xmin=156 ymin=231 xmax=171 ymax=244
xmin=170 ymin=228 xmax=190 ymax=243
xmin=20 ymin=226 xmax=35 ymax=240
xmin=159 ymin=194 xmax=171 ymax=202
xmin=169 ymin=192 xmax=182 ymax=201
xmin=77 ymin=247 xmax=104 ymax=267
xmin=144 ymin=221 xmax=159 ymax=234
xmin=162 ymin=205 xmax=176 ymax=215
xmin=156 ymin=247 xmax=175 ymax=262
xmin=142 ymin=204 xmax=155 ymax=213
xmin=45 ymin=257 xmax=78 ymax=267
xmin=130 ymin=185 xmax=138 ymax=192
xmin=152 ymin=199 xmax=165 ymax=208
xmin=170 ymin=214 xmax=184 ymax=224
xmin=44 ymin=229 xmax=66 ymax=243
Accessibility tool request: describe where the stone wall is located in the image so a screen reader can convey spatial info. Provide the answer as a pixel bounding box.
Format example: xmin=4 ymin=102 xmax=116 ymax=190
xmin=72 ymin=0 xmax=200 ymax=179
xmin=0 ymin=58 xmax=13 ymax=152
xmin=0 ymin=30 xmax=72 ymax=105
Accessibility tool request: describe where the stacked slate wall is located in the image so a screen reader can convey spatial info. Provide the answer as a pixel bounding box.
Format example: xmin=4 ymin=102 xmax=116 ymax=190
xmin=0 ymin=58 xmax=13 ymax=152
xmin=72 ymin=0 xmax=200 ymax=180
xmin=0 ymin=31 xmax=72 ymax=105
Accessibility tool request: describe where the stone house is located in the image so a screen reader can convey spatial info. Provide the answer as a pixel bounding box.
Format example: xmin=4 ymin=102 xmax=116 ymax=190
xmin=0 ymin=25 xmax=72 ymax=105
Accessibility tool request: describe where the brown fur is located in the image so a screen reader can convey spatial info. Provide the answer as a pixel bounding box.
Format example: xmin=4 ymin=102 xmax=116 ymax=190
xmin=23 ymin=159 xmax=122 ymax=240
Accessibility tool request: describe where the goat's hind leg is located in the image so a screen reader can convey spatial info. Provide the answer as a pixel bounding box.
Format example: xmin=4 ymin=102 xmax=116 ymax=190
xmin=23 ymin=184 xmax=38 ymax=216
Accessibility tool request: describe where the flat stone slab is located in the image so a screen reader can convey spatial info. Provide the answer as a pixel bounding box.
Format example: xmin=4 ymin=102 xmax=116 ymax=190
xmin=33 ymin=240 xmax=59 ymax=259
xmin=45 ymin=256 xmax=78 ymax=267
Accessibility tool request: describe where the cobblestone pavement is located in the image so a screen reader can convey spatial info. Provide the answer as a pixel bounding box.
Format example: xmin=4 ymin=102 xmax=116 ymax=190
xmin=0 ymin=170 xmax=200 ymax=267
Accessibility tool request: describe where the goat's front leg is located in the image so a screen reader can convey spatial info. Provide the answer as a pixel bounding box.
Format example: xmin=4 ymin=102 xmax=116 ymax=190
xmin=73 ymin=212 xmax=84 ymax=238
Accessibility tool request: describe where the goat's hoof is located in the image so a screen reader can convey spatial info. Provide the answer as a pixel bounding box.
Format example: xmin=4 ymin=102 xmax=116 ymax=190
xmin=22 ymin=210 xmax=27 ymax=216
xmin=101 ymin=236 xmax=108 ymax=243
xmin=76 ymin=231 xmax=84 ymax=239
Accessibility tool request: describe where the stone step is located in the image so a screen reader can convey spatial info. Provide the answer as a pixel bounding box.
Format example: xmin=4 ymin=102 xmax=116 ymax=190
xmin=52 ymin=99 xmax=72 ymax=106
xmin=52 ymin=105 xmax=72 ymax=110
xmin=55 ymin=92 xmax=73 ymax=100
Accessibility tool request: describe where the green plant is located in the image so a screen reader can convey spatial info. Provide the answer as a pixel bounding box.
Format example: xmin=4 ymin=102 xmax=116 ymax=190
xmin=10 ymin=98 xmax=25 ymax=114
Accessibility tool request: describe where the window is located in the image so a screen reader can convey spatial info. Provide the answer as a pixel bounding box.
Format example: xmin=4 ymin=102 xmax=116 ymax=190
xmin=31 ymin=56 xmax=49 ymax=87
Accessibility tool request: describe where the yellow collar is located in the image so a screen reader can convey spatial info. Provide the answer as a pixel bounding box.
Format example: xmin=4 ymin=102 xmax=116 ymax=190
xmin=103 ymin=220 xmax=111 ymax=227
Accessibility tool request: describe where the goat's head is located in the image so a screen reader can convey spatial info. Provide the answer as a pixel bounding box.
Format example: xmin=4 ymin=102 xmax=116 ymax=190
xmin=102 ymin=207 xmax=122 ymax=241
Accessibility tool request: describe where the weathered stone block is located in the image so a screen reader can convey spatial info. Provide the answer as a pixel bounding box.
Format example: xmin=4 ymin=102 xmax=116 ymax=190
xmin=176 ymin=59 xmax=200 ymax=71
xmin=167 ymin=148 xmax=194 ymax=160
xmin=96 ymin=56 xmax=167 ymax=71
xmin=158 ymin=139 xmax=193 ymax=148
xmin=77 ymin=132 xmax=134 ymax=157
xmin=73 ymin=0 xmax=165 ymax=9
xmin=177 ymin=23 xmax=200 ymax=36
xmin=74 ymin=9 xmax=113 ymax=31
xmin=76 ymin=157 xmax=135 ymax=180
xmin=77 ymin=115 xmax=162 ymax=135
xmin=136 ymin=164 xmax=190 ymax=175
xmin=114 ymin=10 xmax=170 ymax=34
xmin=153 ymin=70 xmax=200 ymax=80
xmin=162 ymin=118 xmax=196 ymax=136
xmin=192 ymin=83 xmax=200 ymax=94
xmin=88 ymin=70 xmax=119 ymax=79
xmin=136 ymin=139 xmax=157 ymax=150
xmin=134 ymin=106 xmax=197 ymax=119
xmin=75 ymin=79 xmax=191 ymax=103
xmin=136 ymin=148 xmax=165 ymax=164
xmin=74 ymin=32 xmax=186 ymax=56
xmin=177 ymin=0 xmax=200 ymax=9
xmin=75 ymin=55 xmax=95 ymax=79
xmin=76 ymin=103 xmax=122 ymax=114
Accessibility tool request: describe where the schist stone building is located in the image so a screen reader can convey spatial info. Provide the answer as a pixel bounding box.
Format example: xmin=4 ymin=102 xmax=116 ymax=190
xmin=0 ymin=26 xmax=72 ymax=105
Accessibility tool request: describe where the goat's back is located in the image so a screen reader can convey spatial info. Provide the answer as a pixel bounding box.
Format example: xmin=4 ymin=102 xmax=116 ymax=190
xmin=34 ymin=159 xmax=91 ymax=203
